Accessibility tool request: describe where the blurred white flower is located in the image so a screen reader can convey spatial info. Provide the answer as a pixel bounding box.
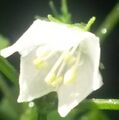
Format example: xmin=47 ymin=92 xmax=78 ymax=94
xmin=0 ymin=19 xmax=103 ymax=117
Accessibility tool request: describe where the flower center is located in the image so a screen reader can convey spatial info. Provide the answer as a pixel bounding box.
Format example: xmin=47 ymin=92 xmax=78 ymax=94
xmin=33 ymin=50 xmax=55 ymax=69
xmin=33 ymin=58 xmax=47 ymax=69
xmin=44 ymin=45 xmax=81 ymax=87
xmin=33 ymin=44 xmax=81 ymax=87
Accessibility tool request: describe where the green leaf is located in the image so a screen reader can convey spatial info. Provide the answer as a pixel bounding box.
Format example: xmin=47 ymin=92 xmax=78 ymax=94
xmin=91 ymin=99 xmax=119 ymax=110
xmin=0 ymin=56 xmax=18 ymax=86
xmin=0 ymin=35 xmax=9 ymax=50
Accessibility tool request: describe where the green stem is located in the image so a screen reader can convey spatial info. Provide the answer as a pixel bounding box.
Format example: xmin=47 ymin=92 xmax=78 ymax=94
xmin=61 ymin=0 xmax=71 ymax=23
xmin=49 ymin=1 xmax=58 ymax=17
xmin=96 ymin=2 xmax=119 ymax=41
xmin=0 ymin=56 xmax=18 ymax=86
xmin=61 ymin=0 xmax=68 ymax=15
xmin=0 ymin=76 xmax=20 ymax=116
xmin=0 ymin=76 xmax=13 ymax=101
xmin=91 ymin=99 xmax=119 ymax=110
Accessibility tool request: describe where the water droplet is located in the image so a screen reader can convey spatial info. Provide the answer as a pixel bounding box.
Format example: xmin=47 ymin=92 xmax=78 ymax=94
xmin=29 ymin=101 xmax=35 ymax=108
xmin=101 ymin=28 xmax=107 ymax=34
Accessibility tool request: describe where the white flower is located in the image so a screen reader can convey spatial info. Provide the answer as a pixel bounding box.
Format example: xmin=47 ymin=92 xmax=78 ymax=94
xmin=0 ymin=19 xmax=103 ymax=117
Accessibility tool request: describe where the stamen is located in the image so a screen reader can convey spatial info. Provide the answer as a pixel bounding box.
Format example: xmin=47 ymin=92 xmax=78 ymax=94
xmin=45 ymin=53 xmax=64 ymax=86
xmin=57 ymin=61 xmax=65 ymax=76
xmin=45 ymin=72 xmax=56 ymax=85
xmin=43 ymin=51 xmax=56 ymax=60
xmin=33 ymin=58 xmax=47 ymax=69
xmin=50 ymin=76 xmax=63 ymax=87
xmin=63 ymin=55 xmax=80 ymax=85
xmin=63 ymin=52 xmax=76 ymax=65
xmin=33 ymin=51 xmax=55 ymax=69
xmin=63 ymin=65 xmax=78 ymax=85
xmin=45 ymin=45 xmax=80 ymax=87
xmin=45 ymin=72 xmax=63 ymax=87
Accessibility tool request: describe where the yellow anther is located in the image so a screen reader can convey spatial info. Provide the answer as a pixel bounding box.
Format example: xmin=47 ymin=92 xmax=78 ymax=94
xmin=33 ymin=58 xmax=47 ymax=69
xmin=45 ymin=72 xmax=56 ymax=85
xmin=44 ymin=50 xmax=80 ymax=87
xmin=44 ymin=52 xmax=65 ymax=87
xmin=45 ymin=72 xmax=63 ymax=87
xmin=50 ymin=76 xmax=63 ymax=87
xmin=64 ymin=53 xmax=76 ymax=65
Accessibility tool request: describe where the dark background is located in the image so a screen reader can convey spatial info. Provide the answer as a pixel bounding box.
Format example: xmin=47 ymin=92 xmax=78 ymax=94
xmin=0 ymin=0 xmax=119 ymax=119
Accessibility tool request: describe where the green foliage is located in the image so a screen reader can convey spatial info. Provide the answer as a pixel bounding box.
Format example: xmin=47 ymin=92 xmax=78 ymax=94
xmin=0 ymin=35 xmax=18 ymax=85
xmin=20 ymin=105 xmax=38 ymax=120
xmin=0 ymin=35 xmax=9 ymax=50
xmin=79 ymin=110 xmax=109 ymax=120
xmin=49 ymin=0 xmax=71 ymax=23
xmin=47 ymin=107 xmax=109 ymax=120
xmin=92 ymin=99 xmax=119 ymax=110
xmin=0 ymin=99 xmax=18 ymax=120
xmin=47 ymin=110 xmax=75 ymax=120
xmin=0 ymin=56 xmax=18 ymax=85
xmin=96 ymin=2 xmax=119 ymax=41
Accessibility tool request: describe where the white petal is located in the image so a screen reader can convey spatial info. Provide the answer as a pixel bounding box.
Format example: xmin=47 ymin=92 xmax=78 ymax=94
xmin=1 ymin=19 xmax=84 ymax=57
xmin=93 ymin=72 xmax=103 ymax=90
xmin=57 ymin=63 xmax=93 ymax=117
xmin=57 ymin=32 xmax=102 ymax=117
xmin=17 ymin=47 xmax=59 ymax=102
xmin=0 ymin=45 xmax=17 ymax=57
xmin=79 ymin=32 xmax=103 ymax=90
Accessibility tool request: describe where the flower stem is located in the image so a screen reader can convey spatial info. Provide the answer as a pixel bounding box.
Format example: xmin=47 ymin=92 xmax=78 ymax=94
xmin=49 ymin=0 xmax=71 ymax=23
xmin=0 ymin=76 xmax=13 ymax=101
xmin=61 ymin=0 xmax=71 ymax=23
xmin=96 ymin=2 xmax=119 ymax=42
xmin=0 ymin=56 xmax=18 ymax=86
xmin=49 ymin=1 xmax=58 ymax=17
xmin=91 ymin=99 xmax=119 ymax=110
xmin=0 ymin=75 xmax=22 ymax=117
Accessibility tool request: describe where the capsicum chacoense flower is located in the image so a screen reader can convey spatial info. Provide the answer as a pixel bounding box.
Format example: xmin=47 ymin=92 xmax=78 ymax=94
xmin=0 ymin=19 xmax=103 ymax=117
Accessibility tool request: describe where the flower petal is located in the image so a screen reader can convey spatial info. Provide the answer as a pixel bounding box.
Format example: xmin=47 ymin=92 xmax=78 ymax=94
xmin=57 ymin=64 xmax=94 ymax=117
xmin=57 ymin=32 xmax=102 ymax=117
xmin=17 ymin=47 xmax=59 ymax=102
xmin=0 ymin=45 xmax=17 ymax=58
xmin=79 ymin=32 xmax=103 ymax=90
xmin=1 ymin=19 xmax=84 ymax=57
